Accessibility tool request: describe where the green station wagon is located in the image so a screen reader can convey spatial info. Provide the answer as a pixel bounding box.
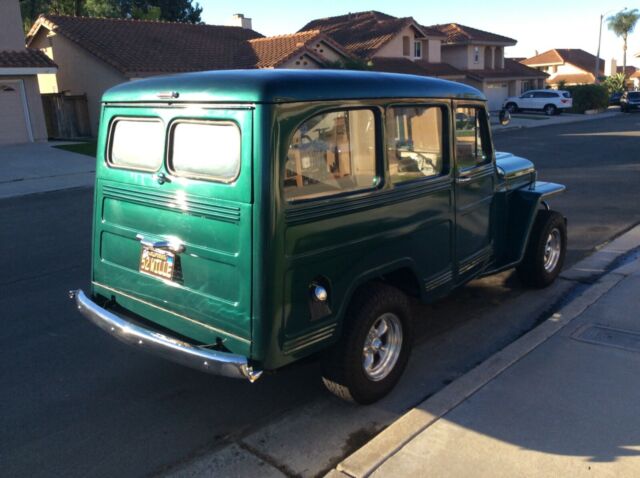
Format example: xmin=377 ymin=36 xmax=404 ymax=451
xmin=70 ymin=70 xmax=566 ymax=403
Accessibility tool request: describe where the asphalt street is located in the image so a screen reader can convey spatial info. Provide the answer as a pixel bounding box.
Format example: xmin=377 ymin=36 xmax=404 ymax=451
xmin=1 ymin=114 xmax=639 ymax=477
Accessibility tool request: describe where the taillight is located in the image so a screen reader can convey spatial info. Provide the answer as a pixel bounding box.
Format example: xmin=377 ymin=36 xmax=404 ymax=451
xmin=561 ymin=99 xmax=569 ymax=104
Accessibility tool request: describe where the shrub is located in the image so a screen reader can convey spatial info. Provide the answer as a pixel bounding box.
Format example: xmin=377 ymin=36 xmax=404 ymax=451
xmin=565 ymin=84 xmax=609 ymax=113
xmin=602 ymin=73 xmax=626 ymax=94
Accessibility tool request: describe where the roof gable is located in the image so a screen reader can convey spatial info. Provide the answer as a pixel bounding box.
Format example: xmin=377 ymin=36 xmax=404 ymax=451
xmin=431 ymin=23 xmax=516 ymax=45
xmin=522 ymin=49 xmax=603 ymax=74
xmin=248 ymin=30 xmax=352 ymax=68
xmin=27 ymin=14 xmax=264 ymax=75
xmin=298 ymin=11 xmax=441 ymax=59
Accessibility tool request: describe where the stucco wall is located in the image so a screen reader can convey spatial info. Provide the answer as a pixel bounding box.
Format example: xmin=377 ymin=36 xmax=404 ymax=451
xmin=428 ymin=40 xmax=441 ymax=63
xmin=441 ymin=45 xmax=471 ymax=70
xmin=308 ymin=40 xmax=345 ymax=63
xmin=0 ymin=0 xmax=27 ymax=50
xmin=375 ymin=25 xmax=418 ymax=59
xmin=31 ymin=29 xmax=128 ymax=136
xmin=280 ymin=55 xmax=323 ymax=69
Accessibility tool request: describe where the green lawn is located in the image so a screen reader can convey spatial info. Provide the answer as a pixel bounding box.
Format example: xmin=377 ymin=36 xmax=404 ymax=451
xmin=53 ymin=141 xmax=97 ymax=157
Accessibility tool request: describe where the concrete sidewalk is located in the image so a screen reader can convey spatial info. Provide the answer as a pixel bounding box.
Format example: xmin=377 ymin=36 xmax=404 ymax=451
xmin=334 ymin=228 xmax=640 ymax=477
xmin=491 ymin=109 xmax=622 ymax=133
xmin=0 ymin=142 xmax=95 ymax=199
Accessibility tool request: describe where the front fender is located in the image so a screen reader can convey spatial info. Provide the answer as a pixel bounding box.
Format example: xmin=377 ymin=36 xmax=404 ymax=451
xmin=495 ymin=181 xmax=565 ymax=270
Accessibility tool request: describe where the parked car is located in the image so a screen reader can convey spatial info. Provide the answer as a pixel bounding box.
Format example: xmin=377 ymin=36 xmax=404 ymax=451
xmin=620 ymin=91 xmax=640 ymax=112
xmin=503 ymin=89 xmax=573 ymax=115
xmin=609 ymin=91 xmax=623 ymax=106
xmin=70 ymin=70 xmax=567 ymax=404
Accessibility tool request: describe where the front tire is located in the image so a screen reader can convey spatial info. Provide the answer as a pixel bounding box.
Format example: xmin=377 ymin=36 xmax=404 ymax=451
xmin=505 ymin=102 xmax=518 ymax=114
xmin=321 ymin=283 xmax=413 ymax=404
xmin=517 ymin=210 xmax=567 ymax=288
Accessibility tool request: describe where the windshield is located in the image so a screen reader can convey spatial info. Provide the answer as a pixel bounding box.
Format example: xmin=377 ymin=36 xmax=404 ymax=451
xmin=628 ymin=92 xmax=640 ymax=99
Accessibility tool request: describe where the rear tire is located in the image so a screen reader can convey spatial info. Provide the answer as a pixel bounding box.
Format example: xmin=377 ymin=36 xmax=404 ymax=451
xmin=321 ymin=282 xmax=412 ymax=404
xmin=544 ymin=104 xmax=557 ymax=116
xmin=517 ymin=210 xmax=567 ymax=288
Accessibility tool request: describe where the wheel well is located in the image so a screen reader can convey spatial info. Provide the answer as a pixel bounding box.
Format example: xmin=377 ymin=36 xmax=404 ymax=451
xmin=380 ymin=267 xmax=421 ymax=298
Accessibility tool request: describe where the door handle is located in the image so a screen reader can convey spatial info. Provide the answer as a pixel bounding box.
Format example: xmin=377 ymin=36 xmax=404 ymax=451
xmin=457 ymin=174 xmax=472 ymax=183
xmin=136 ymin=234 xmax=185 ymax=253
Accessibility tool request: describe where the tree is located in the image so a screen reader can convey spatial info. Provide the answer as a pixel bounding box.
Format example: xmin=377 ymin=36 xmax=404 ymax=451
xmin=21 ymin=0 xmax=202 ymax=31
xmin=607 ymin=9 xmax=640 ymax=78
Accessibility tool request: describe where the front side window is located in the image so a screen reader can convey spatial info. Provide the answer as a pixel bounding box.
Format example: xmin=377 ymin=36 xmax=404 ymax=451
xmin=455 ymin=106 xmax=490 ymax=170
xmin=169 ymin=121 xmax=241 ymax=182
xmin=386 ymin=106 xmax=444 ymax=183
xmin=109 ymin=119 xmax=164 ymax=171
xmin=284 ymin=109 xmax=377 ymax=201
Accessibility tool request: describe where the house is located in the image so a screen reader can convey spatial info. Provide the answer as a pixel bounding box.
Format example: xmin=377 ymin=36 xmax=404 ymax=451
xmin=299 ymin=12 xmax=546 ymax=110
xmin=432 ymin=23 xmax=547 ymax=109
xmin=521 ymin=49 xmax=604 ymax=86
xmin=0 ymin=0 xmax=56 ymax=145
xmin=27 ymin=14 xmax=354 ymax=135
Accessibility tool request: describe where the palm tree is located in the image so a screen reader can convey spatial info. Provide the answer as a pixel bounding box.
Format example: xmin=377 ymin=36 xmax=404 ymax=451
xmin=607 ymin=9 xmax=640 ymax=78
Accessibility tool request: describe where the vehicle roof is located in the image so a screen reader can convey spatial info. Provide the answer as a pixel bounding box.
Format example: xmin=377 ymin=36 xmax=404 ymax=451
xmin=102 ymin=69 xmax=485 ymax=104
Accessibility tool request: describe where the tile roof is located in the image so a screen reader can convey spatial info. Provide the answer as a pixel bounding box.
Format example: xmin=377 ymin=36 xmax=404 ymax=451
xmin=369 ymin=57 xmax=464 ymax=77
xmin=248 ymin=30 xmax=351 ymax=68
xmin=0 ymin=49 xmax=57 ymax=69
xmin=548 ymin=73 xmax=595 ymax=85
xmin=299 ymin=11 xmax=441 ymax=59
xmin=27 ymin=14 xmax=264 ymax=75
xmin=522 ymin=49 xmax=603 ymax=75
xmin=464 ymin=59 xmax=548 ymax=80
xmin=617 ymin=65 xmax=637 ymax=74
xmin=431 ymin=23 xmax=516 ymax=45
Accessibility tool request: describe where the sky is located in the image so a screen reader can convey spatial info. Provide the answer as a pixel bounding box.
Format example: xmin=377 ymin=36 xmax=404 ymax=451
xmin=199 ymin=0 xmax=640 ymax=67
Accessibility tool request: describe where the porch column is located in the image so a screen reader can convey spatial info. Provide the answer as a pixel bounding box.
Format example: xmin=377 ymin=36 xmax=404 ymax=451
xmin=491 ymin=46 xmax=496 ymax=69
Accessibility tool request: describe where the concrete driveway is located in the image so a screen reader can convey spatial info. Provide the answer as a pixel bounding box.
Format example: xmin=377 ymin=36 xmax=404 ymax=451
xmin=0 ymin=142 xmax=95 ymax=199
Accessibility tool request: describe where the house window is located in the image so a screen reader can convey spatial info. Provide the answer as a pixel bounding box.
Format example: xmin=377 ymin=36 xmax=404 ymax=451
xmin=402 ymin=36 xmax=410 ymax=56
xmin=414 ymin=41 xmax=422 ymax=59
xmin=473 ymin=47 xmax=480 ymax=64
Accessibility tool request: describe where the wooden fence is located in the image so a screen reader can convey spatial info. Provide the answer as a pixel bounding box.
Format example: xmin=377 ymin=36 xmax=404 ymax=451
xmin=41 ymin=93 xmax=92 ymax=139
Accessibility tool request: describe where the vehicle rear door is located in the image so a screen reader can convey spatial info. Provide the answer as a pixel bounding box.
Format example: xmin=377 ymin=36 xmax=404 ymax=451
xmin=92 ymin=104 xmax=254 ymax=347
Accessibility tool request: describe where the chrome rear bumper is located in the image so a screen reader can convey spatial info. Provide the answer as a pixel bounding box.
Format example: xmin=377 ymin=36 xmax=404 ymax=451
xmin=69 ymin=289 xmax=262 ymax=382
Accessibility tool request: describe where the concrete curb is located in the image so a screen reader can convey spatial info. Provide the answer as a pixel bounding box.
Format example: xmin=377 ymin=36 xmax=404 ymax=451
xmin=492 ymin=111 xmax=622 ymax=134
xmin=333 ymin=225 xmax=640 ymax=478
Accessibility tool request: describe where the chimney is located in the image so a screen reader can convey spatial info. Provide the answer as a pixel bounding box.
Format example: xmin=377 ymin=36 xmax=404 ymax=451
xmin=606 ymin=58 xmax=617 ymax=77
xmin=229 ymin=13 xmax=252 ymax=30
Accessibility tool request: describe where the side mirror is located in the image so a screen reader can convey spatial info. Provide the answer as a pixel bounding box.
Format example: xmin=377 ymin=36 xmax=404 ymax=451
xmin=499 ymin=108 xmax=511 ymax=126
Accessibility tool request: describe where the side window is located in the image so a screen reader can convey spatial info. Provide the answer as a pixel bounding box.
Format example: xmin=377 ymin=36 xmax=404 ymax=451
xmin=108 ymin=118 xmax=164 ymax=171
xmin=284 ymin=109 xmax=377 ymax=201
xmin=455 ymin=106 xmax=490 ymax=170
xmin=386 ymin=105 xmax=445 ymax=184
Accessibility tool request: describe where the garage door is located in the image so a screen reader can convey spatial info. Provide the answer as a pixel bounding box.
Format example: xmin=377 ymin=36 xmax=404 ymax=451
xmin=0 ymin=82 xmax=30 ymax=145
xmin=484 ymin=82 xmax=509 ymax=112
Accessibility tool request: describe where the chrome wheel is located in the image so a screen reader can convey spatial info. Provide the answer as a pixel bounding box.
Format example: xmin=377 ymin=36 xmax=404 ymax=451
xmin=362 ymin=313 xmax=403 ymax=382
xmin=543 ymin=228 xmax=561 ymax=272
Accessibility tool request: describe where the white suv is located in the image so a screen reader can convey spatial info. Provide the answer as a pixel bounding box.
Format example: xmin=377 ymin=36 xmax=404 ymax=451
xmin=503 ymin=90 xmax=573 ymax=116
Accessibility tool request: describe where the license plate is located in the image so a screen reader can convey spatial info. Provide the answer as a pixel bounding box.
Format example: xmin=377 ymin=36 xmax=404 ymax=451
xmin=139 ymin=247 xmax=175 ymax=280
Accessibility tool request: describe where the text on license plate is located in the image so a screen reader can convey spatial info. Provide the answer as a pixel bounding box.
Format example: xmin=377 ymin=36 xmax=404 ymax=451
xmin=139 ymin=248 xmax=175 ymax=280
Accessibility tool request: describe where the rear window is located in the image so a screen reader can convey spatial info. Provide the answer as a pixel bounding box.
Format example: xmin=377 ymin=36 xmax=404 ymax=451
xmin=284 ymin=109 xmax=377 ymax=201
xmin=561 ymin=92 xmax=571 ymax=98
xmin=109 ymin=119 xmax=164 ymax=171
xmin=168 ymin=121 xmax=241 ymax=182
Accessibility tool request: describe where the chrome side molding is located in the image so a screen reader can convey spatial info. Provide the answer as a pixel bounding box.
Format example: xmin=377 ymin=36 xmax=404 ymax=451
xmin=68 ymin=289 xmax=262 ymax=383
xmin=135 ymin=234 xmax=185 ymax=253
